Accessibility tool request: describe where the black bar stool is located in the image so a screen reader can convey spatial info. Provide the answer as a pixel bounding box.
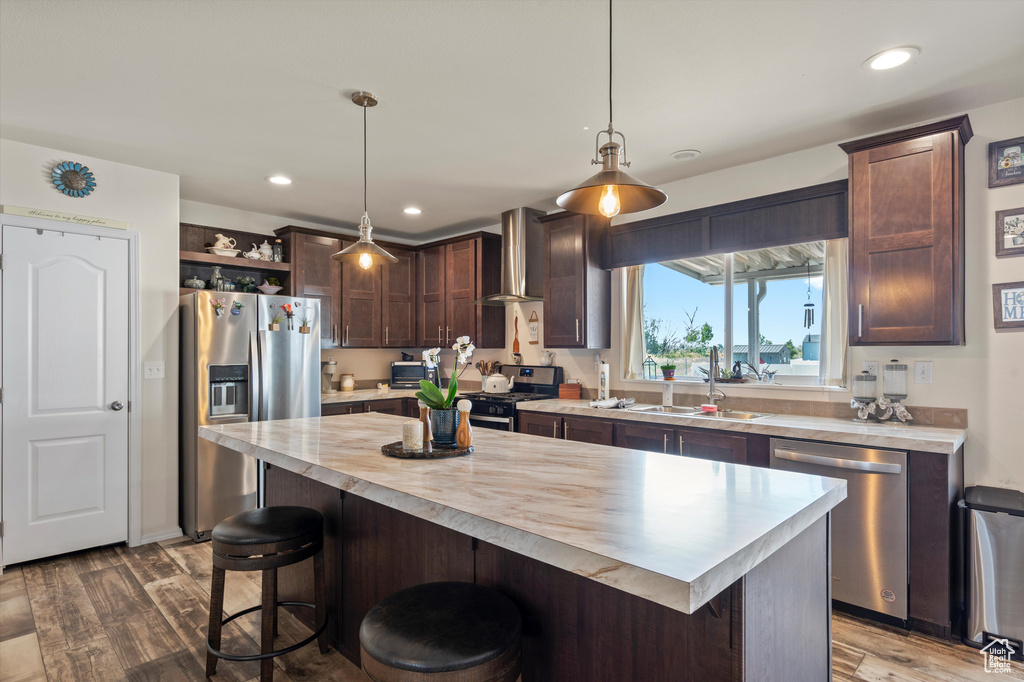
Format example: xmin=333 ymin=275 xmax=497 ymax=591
xmin=359 ymin=581 xmax=522 ymax=681
xmin=206 ymin=506 xmax=329 ymax=682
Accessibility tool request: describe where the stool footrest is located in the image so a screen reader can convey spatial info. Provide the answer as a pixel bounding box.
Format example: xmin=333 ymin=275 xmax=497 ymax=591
xmin=207 ymin=601 xmax=328 ymax=662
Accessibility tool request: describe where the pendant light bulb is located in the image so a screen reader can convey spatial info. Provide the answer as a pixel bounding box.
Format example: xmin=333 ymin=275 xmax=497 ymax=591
xmin=599 ymin=185 xmax=621 ymax=218
xmin=358 ymin=252 xmax=373 ymax=270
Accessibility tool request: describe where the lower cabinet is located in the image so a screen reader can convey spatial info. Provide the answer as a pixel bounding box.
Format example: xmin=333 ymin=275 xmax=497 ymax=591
xmin=563 ymin=416 xmax=613 ymax=445
xmin=675 ymin=427 xmax=748 ymax=464
xmin=322 ymin=398 xmax=405 ymax=417
xmin=518 ymin=411 xmax=564 ymax=438
xmin=613 ymin=421 xmax=676 ymax=455
xmin=322 ymin=401 xmax=365 ymax=416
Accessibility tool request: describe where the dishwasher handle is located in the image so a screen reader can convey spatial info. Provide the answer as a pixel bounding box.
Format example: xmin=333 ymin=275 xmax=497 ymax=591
xmin=773 ymin=448 xmax=902 ymax=474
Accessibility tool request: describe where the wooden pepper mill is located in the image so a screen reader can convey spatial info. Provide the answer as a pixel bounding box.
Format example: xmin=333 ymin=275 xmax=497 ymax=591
xmin=418 ymin=400 xmax=432 ymax=444
xmin=456 ymin=399 xmax=473 ymax=449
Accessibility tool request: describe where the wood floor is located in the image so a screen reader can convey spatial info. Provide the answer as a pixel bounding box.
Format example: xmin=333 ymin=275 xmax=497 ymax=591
xmin=2 ymin=539 xmax=1021 ymax=681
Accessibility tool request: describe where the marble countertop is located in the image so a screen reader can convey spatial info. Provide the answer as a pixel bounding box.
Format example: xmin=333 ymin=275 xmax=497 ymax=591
xmin=518 ymin=400 xmax=966 ymax=455
xmin=321 ymin=389 xmax=418 ymax=404
xmin=200 ymin=413 xmax=845 ymax=615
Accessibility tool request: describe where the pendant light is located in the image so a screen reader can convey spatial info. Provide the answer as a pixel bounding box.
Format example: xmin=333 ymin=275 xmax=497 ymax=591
xmin=556 ymin=0 xmax=666 ymax=218
xmin=331 ymin=91 xmax=398 ymax=269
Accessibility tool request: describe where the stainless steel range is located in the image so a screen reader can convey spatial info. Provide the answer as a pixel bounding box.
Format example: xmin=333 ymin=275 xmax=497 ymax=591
xmin=461 ymin=365 xmax=563 ymax=431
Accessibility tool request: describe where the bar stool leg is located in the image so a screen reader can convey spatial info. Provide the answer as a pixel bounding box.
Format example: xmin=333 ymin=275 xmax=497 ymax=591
xmin=206 ymin=565 xmax=226 ymax=677
xmin=313 ymin=550 xmax=328 ymax=654
xmin=270 ymin=568 xmax=279 ymax=637
xmin=261 ymin=568 xmax=276 ymax=682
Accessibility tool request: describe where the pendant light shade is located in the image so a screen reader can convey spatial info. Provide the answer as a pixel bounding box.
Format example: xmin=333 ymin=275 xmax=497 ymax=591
xmin=331 ymin=91 xmax=398 ymax=269
xmin=556 ymin=0 xmax=666 ymax=218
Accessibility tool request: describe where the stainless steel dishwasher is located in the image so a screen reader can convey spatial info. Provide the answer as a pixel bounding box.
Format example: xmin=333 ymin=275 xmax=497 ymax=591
xmin=770 ymin=438 xmax=908 ymax=620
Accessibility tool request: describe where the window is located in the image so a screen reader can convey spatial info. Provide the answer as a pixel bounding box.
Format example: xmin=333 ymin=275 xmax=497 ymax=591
xmin=637 ymin=239 xmax=845 ymax=386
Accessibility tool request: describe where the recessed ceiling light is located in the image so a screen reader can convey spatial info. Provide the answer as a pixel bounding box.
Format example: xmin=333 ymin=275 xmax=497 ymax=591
xmin=403 ymin=207 xmax=422 ymax=215
xmin=267 ymin=175 xmax=292 ymax=185
xmin=583 ymin=126 xmax=590 ymax=131
xmin=670 ymin=149 xmax=701 ymax=162
xmin=864 ymin=46 xmax=920 ymax=71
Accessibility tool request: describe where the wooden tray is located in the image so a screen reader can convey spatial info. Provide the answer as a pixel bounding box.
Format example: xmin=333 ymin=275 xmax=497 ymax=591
xmin=381 ymin=441 xmax=473 ymax=460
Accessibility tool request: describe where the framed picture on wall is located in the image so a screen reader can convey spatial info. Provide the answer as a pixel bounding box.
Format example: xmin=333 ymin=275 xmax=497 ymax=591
xmin=996 ymin=207 xmax=1024 ymax=257
xmin=992 ymin=281 xmax=1024 ymax=330
xmin=989 ymin=136 xmax=1024 ymax=188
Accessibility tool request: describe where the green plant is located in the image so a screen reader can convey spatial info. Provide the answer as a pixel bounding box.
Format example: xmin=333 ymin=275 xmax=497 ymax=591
xmin=267 ymin=277 xmax=281 ymax=287
xmin=300 ymin=316 xmax=310 ymax=326
xmin=660 ymin=364 xmax=676 ymax=370
xmin=271 ymin=313 xmax=283 ymax=325
xmin=415 ymin=377 xmax=459 ymax=410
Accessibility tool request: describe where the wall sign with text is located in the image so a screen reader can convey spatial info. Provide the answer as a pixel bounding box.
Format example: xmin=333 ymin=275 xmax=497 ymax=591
xmin=993 ymin=281 xmax=1024 ymax=330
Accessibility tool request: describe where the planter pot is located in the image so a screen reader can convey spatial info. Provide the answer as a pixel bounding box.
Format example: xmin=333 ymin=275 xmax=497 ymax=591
xmin=662 ymin=369 xmax=676 ymax=380
xmin=429 ymin=408 xmax=460 ymax=447
xmin=299 ymin=325 xmax=311 ymax=334
xmin=268 ymin=323 xmax=280 ymax=331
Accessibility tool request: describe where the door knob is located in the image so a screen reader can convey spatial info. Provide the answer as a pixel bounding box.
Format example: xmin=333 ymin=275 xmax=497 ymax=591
xmin=111 ymin=401 xmax=124 ymax=411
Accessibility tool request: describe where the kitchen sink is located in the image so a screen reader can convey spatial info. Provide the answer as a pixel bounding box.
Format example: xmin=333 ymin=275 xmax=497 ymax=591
xmin=687 ymin=410 xmax=766 ymax=420
xmin=629 ymin=405 xmax=699 ymax=414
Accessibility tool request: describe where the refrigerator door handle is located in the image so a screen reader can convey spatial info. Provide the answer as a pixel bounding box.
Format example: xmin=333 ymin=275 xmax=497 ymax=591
xmin=249 ymin=331 xmax=260 ymax=422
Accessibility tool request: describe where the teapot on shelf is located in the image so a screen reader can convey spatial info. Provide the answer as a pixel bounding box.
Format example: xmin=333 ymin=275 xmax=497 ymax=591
xmin=212 ymin=233 xmax=236 ymax=250
xmin=258 ymin=240 xmax=274 ymax=261
xmin=243 ymin=243 xmax=262 ymax=260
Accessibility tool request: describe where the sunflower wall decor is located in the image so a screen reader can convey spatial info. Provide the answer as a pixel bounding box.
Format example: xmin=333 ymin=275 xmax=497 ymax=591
xmin=51 ymin=161 xmax=97 ymax=197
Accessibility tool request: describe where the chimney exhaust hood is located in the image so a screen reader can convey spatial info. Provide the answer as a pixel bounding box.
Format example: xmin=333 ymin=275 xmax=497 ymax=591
xmin=474 ymin=207 xmax=545 ymax=306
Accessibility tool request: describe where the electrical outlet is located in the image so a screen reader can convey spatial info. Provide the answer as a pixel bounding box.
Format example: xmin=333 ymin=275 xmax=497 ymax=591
xmin=915 ymin=361 xmax=933 ymax=384
xmin=864 ymin=360 xmax=880 ymax=377
xmin=144 ymin=361 xmax=165 ymax=380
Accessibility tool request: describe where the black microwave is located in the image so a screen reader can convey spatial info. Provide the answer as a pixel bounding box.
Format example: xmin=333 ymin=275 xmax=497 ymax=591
xmin=391 ymin=361 xmax=437 ymax=389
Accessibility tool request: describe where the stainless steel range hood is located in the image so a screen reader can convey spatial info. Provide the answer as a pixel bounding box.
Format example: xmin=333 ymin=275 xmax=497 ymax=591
xmin=474 ymin=207 xmax=545 ymax=306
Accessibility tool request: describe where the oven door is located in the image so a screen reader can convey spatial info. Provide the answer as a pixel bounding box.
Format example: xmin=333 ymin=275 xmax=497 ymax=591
xmin=469 ymin=414 xmax=514 ymax=431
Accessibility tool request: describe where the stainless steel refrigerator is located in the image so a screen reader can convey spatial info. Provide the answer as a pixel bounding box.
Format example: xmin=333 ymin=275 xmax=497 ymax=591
xmin=180 ymin=291 xmax=321 ymax=541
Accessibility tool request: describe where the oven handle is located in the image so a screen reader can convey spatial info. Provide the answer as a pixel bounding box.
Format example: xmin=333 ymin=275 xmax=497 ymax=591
xmin=469 ymin=414 xmax=514 ymax=424
xmin=773 ymin=448 xmax=902 ymax=474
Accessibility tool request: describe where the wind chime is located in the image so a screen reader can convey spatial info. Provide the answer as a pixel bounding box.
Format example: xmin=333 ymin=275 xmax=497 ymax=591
xmin=803 ymin=261 xmax=815 ymax=329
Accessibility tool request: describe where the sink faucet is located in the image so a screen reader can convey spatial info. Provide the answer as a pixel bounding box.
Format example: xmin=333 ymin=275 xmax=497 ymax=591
xmin=707 ymin=346 xmax=726 ymax=407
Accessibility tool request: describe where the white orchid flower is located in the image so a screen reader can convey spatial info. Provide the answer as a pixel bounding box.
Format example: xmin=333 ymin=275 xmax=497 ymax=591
xmin=422 ymin=347 xmax=441 ymax=368
xmin=452 ymin=336 xmax=475 ymax=365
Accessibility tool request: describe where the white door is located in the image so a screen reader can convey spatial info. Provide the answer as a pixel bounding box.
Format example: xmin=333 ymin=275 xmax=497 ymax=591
xmin=1 ymin=225 xmax=129 ymax=565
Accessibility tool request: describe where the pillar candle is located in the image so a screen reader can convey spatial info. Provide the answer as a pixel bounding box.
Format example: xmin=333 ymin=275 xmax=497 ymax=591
xmin=402 ymin=420 xmax=424 ymax=451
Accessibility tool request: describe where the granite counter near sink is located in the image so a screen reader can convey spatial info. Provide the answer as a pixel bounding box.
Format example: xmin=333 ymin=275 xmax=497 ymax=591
xmin=517 ymin=399 xmax=966 ymax=455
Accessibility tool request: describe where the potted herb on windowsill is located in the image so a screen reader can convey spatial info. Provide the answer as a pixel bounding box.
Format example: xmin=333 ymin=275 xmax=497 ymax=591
xmin=660 ymin=364 xmax=677 ymax=380
xmin=415 ymin=337 xmax=475 ymax=447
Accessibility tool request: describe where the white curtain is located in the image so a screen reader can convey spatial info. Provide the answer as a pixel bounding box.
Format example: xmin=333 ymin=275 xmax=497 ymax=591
xmin=819 ymin=239 xmax=848 ymax=386
xmin=623 ymin=265 xmax=646 ymax=379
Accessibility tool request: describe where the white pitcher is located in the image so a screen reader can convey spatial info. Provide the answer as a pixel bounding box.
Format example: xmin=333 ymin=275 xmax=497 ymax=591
xmin=212 ymin=233 xmax=236 ymax=249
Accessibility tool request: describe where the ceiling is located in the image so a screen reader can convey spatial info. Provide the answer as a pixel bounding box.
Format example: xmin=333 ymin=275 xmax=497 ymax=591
xmin=2 ymin=0 xmax=1022 ymax=240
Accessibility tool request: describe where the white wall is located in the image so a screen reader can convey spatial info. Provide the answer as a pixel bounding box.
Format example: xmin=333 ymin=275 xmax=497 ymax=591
xmin=1 ymin=138 xmax=181 ymax=541
xmin=559 ymin=99 xmax=1023 ymax=490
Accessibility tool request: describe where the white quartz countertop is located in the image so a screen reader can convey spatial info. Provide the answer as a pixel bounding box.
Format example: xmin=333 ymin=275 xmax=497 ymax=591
xmin=200 ymin=413 xmax=846 ymax=615
xmin=321 ymin=389 xmax=418 ymax=404
xmin=518 ymin=400 xmax=966 ymax=455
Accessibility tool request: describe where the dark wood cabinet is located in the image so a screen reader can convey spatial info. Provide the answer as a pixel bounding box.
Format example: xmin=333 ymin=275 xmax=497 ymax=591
xmin=363 ymin=398 xmax=404 ymax=415
xmin=382 ymin=247 xmax=416 ymax=348
xmin=322 ymin=401 xmax=365 ymax=416
xmin=416 ymin=234 xmax=504 ymax=349
xmin=541 ymin=212 xmax=611 ymax=349
xmin=841 ymin=115 xmax=971 ymax=346
xmin=287 ymin=231 xmax=342 ymax=348
xmin=340 ymin=240 xmax=382 ymax=348
xmin=518 ymin=411 xmax=563 ymax=438
xmin=613 ymin=421 xmax=676 ymax=455
xmin=562 ymin=416 xmax=613 ymax=445
xmin=675 ymin=427 xmax=748 ymax=464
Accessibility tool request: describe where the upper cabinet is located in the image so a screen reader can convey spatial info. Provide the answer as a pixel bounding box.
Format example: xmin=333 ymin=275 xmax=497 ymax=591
xmin=416 ymin=234 xmax=504 ymax=349
xmin=541 ymin=212 xmax=611 ymax=349
xmin=382 ymin=247 xmax=416 ymax=348
xmin=841 ymin=116 xmax=972 ymax=346
xmin=339 ymin=239 xmax=382 ymax=348
xmin=284 ymin=229 xmax=342 ymax=348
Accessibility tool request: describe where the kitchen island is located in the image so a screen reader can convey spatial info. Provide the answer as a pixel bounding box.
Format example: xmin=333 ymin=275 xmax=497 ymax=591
xmin=201 ymin=413 xmax=846 ymax=681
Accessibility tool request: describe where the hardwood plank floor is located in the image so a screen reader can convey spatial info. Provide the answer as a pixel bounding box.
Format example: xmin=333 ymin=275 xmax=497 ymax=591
xmin=3 ymin=540 xmax=1021 ymax=680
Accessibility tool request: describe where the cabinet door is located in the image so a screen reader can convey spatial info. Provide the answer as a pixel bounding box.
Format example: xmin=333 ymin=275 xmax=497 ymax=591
xmin=382 ymin=247 xmax=416 ymax=348
xmin=322 ymin=401 xmax=365 ymax=416
xmin=613 ymin=421 xmax=676 ymax=455
xmin=340 ymin=240 xmax=382 ymax=347
xmin=291 ymin=233 xmax=341 ymax=348
xmin=563 ymin=416 xmax=613 ymax=445
xmin=446 ymin=239 xmax=477 ymax=346
xmin=517 ymin=411 xmax=561 ymax=438
xmin=364 ymin=399 xmax=404 ymax=415
xmin=404 ymin=398 xmax=421 ymax=418
xmin=849 ymin=132 xmax=960 ymax=345
xmin=544 ymin=215 xmax=586 ymax=347
xmin=675 ymin=428 xmax=748 ymax=464
xmin=417 ymin=245 xmax=446 ymax=347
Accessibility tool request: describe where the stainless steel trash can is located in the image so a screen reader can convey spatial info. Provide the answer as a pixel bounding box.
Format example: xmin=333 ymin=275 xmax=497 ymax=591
xmin=962 ymin=485 xmax=1024 ymax=660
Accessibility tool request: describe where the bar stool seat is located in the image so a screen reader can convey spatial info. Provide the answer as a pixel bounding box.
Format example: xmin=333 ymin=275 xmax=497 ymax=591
xmin=206 ymin=505 xmax=328 ymax=682
xmin=359 ymin=582 xmax=521 ymax=681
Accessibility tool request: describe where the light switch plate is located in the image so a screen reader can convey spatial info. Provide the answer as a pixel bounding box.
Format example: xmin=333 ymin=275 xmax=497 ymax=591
xmin=144 ymin=361 xmax=165 ymax=380
xmin=864 ymin=360 xmax=880 ymax=377
xmin=915 ymin=361 xmax=933 ymax=384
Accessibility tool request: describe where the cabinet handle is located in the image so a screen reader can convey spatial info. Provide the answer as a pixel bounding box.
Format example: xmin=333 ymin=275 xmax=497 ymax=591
xmin=438 ymin=326 xmax=443 ymax=344
xmin=553 ymin=420 xmax=559 ymax=438
xmin=679 ymin=435 xmax=684 ymax=453
xmin=663 ymin=433 xmax=668 ymax=453
xmin=446 ymin=326 xmax=451 ymax=345
xmin=385 ymin=326 xmax=389 ymax=345
xmin=858 ymin=304 xmax=863 ymax=338
xmin=564 ymin=425 xmax=569 ymax=440
xmin=575 ymin=318 xmax=580 ymax=342
xmin=346 ymin=325 xmax=350 ymax=344
xmin=364 ymin=404 xmax=371 ymax=412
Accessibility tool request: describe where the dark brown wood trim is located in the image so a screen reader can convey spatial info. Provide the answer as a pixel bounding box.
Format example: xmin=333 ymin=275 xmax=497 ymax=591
xmin=838 ymin=115 xmax=973 ymax=154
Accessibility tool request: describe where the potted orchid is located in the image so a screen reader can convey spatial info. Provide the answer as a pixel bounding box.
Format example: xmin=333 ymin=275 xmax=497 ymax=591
xmin=416 ymin=336 xmax=475 ymax=447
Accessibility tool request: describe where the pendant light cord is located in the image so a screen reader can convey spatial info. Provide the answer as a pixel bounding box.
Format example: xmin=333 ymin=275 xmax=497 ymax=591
xmin=363 ymin=103 xmax=368 ymax=214
xmin=608 ymin=0 xmax=613 ymax=126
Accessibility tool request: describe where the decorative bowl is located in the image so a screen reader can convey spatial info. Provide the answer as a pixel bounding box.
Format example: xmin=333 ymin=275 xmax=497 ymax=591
xmin=257 ymin=284 xmax=283 ymax=295
xmin=207 ymin=247 xmax=240 ymax=257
